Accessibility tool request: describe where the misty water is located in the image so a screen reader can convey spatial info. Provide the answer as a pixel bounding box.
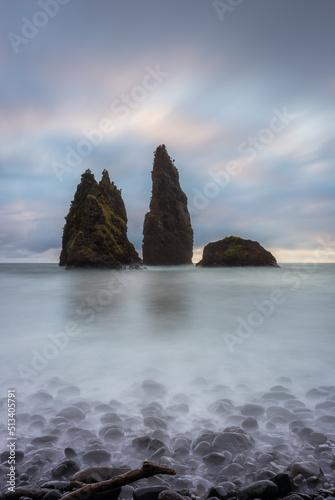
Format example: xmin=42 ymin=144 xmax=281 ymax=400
xmin=1 ymin=263 xmax=334 ymax=393
xmin=1 ymin=263 xmax=335 ymax=492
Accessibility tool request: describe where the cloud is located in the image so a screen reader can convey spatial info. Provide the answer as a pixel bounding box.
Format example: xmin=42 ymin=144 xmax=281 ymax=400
xmin=0 ymin=1 xmax=335 ymax=262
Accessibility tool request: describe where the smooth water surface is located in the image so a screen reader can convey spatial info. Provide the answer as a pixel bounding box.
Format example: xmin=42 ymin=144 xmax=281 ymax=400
xmin=1 ymin=263 xmax=334 ymax=399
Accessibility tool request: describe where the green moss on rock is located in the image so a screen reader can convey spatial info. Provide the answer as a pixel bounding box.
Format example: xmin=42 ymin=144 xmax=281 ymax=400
xmin=59 ymin=169 xmax=140 ymax=269
xmin=196 ymin=236 xmax=279 ymax=267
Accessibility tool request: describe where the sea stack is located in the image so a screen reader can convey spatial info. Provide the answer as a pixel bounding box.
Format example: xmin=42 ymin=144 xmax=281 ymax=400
xmin=59 ymin=169 xmax=141 ymax=268
xmin=196 ymin=236 xmax=279 ymax=267
xmin=142 ymin=145 xmax=193 ymax=265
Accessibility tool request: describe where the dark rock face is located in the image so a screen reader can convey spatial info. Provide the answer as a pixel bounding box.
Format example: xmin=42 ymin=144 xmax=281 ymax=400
xmin=239 ymin=480 xmax=278 ymax=500
xmin=59 ymin=169 xmax=140 ymax=268
xmin=196 ymin=236 xmax=279 ymax=267
xmin=142 ymin=145 xmax=193 ymax=265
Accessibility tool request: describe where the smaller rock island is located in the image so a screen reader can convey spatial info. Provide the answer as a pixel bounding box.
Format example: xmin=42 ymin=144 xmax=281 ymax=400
xmin=59 ymin=169 xmax=140 ymax=269
xmin=196 ymin=236 xmax=279 ymax=267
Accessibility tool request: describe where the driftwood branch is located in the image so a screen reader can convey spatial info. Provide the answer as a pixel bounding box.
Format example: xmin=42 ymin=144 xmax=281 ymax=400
xmin=62 ymin=461 xmax=176 ymax=500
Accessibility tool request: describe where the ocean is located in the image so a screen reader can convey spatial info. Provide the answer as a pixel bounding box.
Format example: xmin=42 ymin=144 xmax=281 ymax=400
xmin=1 ymin=263 xmax=334 ymax=396
xmin=0 ymin=263 xmax=334 ymax=491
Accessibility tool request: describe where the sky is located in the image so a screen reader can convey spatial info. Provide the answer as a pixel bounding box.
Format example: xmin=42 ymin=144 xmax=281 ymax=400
xmin=0 ymin=0 xmax=334 ymax=264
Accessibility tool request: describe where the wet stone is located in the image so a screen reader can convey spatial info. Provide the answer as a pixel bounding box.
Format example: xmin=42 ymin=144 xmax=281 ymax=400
xmin=219 ymin=463 xmax=245 ymax=477
xmin=1 ymin=450 xmax=24 ymax=463
xmin=172 ymin=446 xmax=189 ymax=460
xmin=57 ymin=406 xmax=85 ymax=422
xmin=42 ymin=491 xmax=63 ymax=500
xmin=242 ymin=417 xmax=258 ymax=432
xmin=100 ymin=412 xmax=123 ymax=425
xmin=132 ymin=435 xmax=151 ymax=451
xmin=294 ymin=411 xmax=314 ymax=421
xmin=142 ymin=380 xmax=167 ymax=399
xmin=57 ymin=386 xmax=81 ymax=398
xmin=141 ymin=404 xmax=164 ymax=419
xmin=192 ymin=431 xmax=217 ymax=449
xmin=31 ymin=435 xmax=58 ymax=446
xmin=306 ymin=388 xmax=329 ymax=399
xmin=95 ymin=404 xmax=113 ymax=412
xmin=256 ymin=453 xmax=275 ymax=467
xmin=239 ymin=480 xmax=278 ymax=500
xmin=27 ymin=421 xmax=45 ymax=433
xmin=49 ymin=417 xmax=68 ymax=426
xmin=172 ymin=393 xmax=190 ymax=404
xmin=82 ymin=449 xmax=112 ymax=465
xmin=272 ymin=473 xmax=294 ymax=497
xmin=286 ymin=400 xmax=306 ymax=410
xmin=51 ymin=460 xmax=80 ymax=479
xmin=226 ymin=415 xmax=245 ymax=426
xmin=262 ymin=391 xmax=296 ymax=402
xmin=3 ymin=487 xmax=50 ymax=500
xmin=205 ymin=485 xmax=231 ymax=500
xmin=147 ymin=439 xmax=167 ymax=455
xmin=220 ymin=481 xmax=237 ymax=494
xmin=297 ymin=427 xmax=313 ymax=441
xmin=133 ymin=486 xmax=169 ymax=500
xmin=308 ymin=432 xmax=327 ymax=445
xmin=212 ymin=432 xmax=253 ymax=455
xmin=315 ymin=401 xmax=335 ymax=411
xmin=270 ymin=385 xmax=291 ymax=393
xmin=283 ymin=495 xmax=307 ymax=500
xmin=29 ymin=391 xmax=54 ymax=404
xmin=150 ymin=446 xmax=167 ymax=461
xmin=90 ymin=489 xmax=122 ymax=500
xmin=166 ymin=404 xmax=189 ymax=415
xmin=193 ymin=441 xmax=212 ymax=456
xmin=208 ymin=399 xmax=234 ymax=415
xmin=316 ymin=415 xmax=335 ymax=428
xmin=202 ymin=452 xmax=226 ymax=467
xmin=73 ymin=401 xmax=91 ymax=413
xmin=171 ymin=437 xmax=191 ymax=451
xmin=157 ymin=491 xmax=186 ymax=500
xmin=266 ymin=406 xmax=294 ymax=420
xmin=143 ymin=416 xmax=168 ymax=430
xmin=64 ymin=447 xmax=77 ymax=459
xmin=103 ymin=427 xmax=125 ymax=442
xmin=254 ymin=469 xmax=275 ymax=481
xmin=240 ymin=404 xmax=265 ymax=418
xmin=39 ymin=481 xmax=72 ymax=491
xmin=66 ymin=427 xmax=94 ymax=439
xmin=173 ymin=479 xmax=191 ymax=490
xmin=233 ymin=453 xmax=245 ymax=465
xmin=121 ymin=485 xmax=134 ymax=500
xmin=290 ymin=461 xmax=321 ymax=478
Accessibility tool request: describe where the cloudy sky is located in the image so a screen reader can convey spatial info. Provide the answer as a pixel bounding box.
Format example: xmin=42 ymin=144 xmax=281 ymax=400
xmin=1 ymin=0 xmax=334 ymax=263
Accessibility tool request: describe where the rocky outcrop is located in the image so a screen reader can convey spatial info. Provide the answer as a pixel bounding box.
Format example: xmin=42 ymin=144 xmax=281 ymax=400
xmin=196 ymin=236 xmax=279 ymax=267
xmin=142 ymin=145 xmax=193 ymax=265
xmin=59 ymin=169 xmax=140 ymax=268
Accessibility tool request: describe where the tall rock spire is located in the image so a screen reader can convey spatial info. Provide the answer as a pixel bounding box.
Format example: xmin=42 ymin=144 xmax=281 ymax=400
xmin=142 ymin=145 xmax=193 ymax=265
xmin=59 ymin=169 xmax=140 ymax=268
